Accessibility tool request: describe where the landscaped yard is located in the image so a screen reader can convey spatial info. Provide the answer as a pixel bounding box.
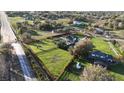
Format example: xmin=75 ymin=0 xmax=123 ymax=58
xmin=28 ymin=39 xmax=73 ymax=78
xmin=92 ymin=37 xmax=115 ymax=56
xmin=59 ymin=59 xmax=91 ymax=81
xmin=92 ymin=37 xmax=124 ymax=80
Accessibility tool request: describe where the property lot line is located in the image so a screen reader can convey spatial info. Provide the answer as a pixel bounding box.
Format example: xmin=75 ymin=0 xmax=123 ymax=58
xmin=108 ymin=42 xmax=119 ymax=56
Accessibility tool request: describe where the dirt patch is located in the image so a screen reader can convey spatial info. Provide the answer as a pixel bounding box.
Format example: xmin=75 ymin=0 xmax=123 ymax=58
xmin=0 ymin=54 xmax=9 ymax=80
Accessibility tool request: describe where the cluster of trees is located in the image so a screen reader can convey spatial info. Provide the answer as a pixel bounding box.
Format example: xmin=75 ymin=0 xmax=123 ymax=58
xmin=80 ymin=64 xmax=114 ymax=81
xmin=21 ymin=32 xmax=32 ymax=44
xmin=15 ymin=21 xmax=34 ymax=43
xmin=69 ymin=39 xmax=93 ymax=58
xmin=38 ymin=21 xmax=64 ymax=31
xmin=56 ymin=39 xmax=68 ymax=50
xmin=74 ymin=16 xmax=89 ymax=22
xmin=108 ymin=18 xmax=124 ymax=30
xmin=17 ymin=19 xmax=65 ymax=33
xmin=17 ymin=21 xmax=28 ymax=34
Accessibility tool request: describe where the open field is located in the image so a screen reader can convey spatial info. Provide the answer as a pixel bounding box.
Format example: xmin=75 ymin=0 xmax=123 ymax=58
xmin=28 ymin=39 xmax=73 ymax=78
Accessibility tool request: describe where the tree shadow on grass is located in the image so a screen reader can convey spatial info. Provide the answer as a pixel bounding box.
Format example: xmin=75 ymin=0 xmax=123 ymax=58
xmin=36 ymin=47 xmax=57 ymax=55
xmin=66 ymin=62 xmax=84 ymax=75
xmin=109 ymin=62 xmax=124 ymax=75
xmin=27 ymin=30 xmax=39 ymax=36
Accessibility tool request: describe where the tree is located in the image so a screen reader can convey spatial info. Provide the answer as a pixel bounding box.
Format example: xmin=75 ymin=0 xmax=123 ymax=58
xmin=108 ymin=21 xmax=113 ymax=29
xmin=113 ymin=20 xmax=118 ymax=30
xmin=71 ymin=39 xmax=93 ymax=58
xmin=33 ymin=18 xmax=41 ymax=29
xmin=19 ymin=26 xmax=27 ymax=34
xmin=80 ymin=65 xmax=114 ymax=81
xmin=56 ymin=39 xmax=68 ymax=50
xmin=21 ymin=32 xmax=32 ymax=44
xmin=39 ymin=21 xmax=54 ymax=31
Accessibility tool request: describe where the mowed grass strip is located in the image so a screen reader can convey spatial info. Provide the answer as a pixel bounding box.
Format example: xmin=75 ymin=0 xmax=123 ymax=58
xmin=29 ymin=39 xmax=73 ymax=78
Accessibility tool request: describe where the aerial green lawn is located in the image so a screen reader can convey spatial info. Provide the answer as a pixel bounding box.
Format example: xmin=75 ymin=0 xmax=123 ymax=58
xmin=59 ymin=71 xmax=80 ymax=81
xmin=92 ymin=37 xmax=115 ymax=56
xmin=28 ymin=39 xmax=73 ymax=78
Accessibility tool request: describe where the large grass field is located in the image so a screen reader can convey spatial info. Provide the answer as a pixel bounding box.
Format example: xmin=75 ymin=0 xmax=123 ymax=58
xmin=28 ymin=39 xmax=73 ymax=78
xmin=92 ymin=37 xmax=124 ymax=80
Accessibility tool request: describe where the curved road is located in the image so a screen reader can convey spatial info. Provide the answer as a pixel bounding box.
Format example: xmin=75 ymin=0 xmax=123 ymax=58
xmin=0 ymin=12 xmax=36 ymax=81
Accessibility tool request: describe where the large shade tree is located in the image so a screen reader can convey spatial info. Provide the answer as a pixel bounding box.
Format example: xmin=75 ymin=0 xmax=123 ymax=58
xmin=70 ymin=39 xmax=93 ymax=58
xmin=80 ymin=65 xmax=114 ymax=81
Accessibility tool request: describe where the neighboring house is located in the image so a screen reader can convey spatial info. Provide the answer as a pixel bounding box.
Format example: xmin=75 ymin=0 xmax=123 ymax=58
xmin=57 ymin=35 xmax=79 ymax=50
xmin=118 ymin=22 xmax=123 ymax=27
xmin=104 ymin=31 xmax=111 ymax=38
xmin=73 ymin=20 xmax=88 ymax=28
xmin=60 ymin=35 xmax=79 ymax=47
xmin=65 ymin=35 xmax=79 ymax=46
xmin=73 ymin=21 xmax=82 ymax=25
xmin=88 ymin=51 xmax=117 ymax=67
xmin=95 ymin=28 xmax=104 ymax=35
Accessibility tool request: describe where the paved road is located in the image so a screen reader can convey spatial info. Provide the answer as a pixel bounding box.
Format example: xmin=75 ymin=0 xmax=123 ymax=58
xmin=0 ymin=12 xmax=36 ymax=81
xmin=0 ymin=12 xmax=16 ymax=43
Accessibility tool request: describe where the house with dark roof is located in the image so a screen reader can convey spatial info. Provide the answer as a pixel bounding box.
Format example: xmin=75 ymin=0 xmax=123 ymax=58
xmin=61 ymin=35 xmax=79 ymax=46
xmin=95 ymin=28 xmax=104 ymax=35
xmin=88 ymin=51 xmax=117 ymax=67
